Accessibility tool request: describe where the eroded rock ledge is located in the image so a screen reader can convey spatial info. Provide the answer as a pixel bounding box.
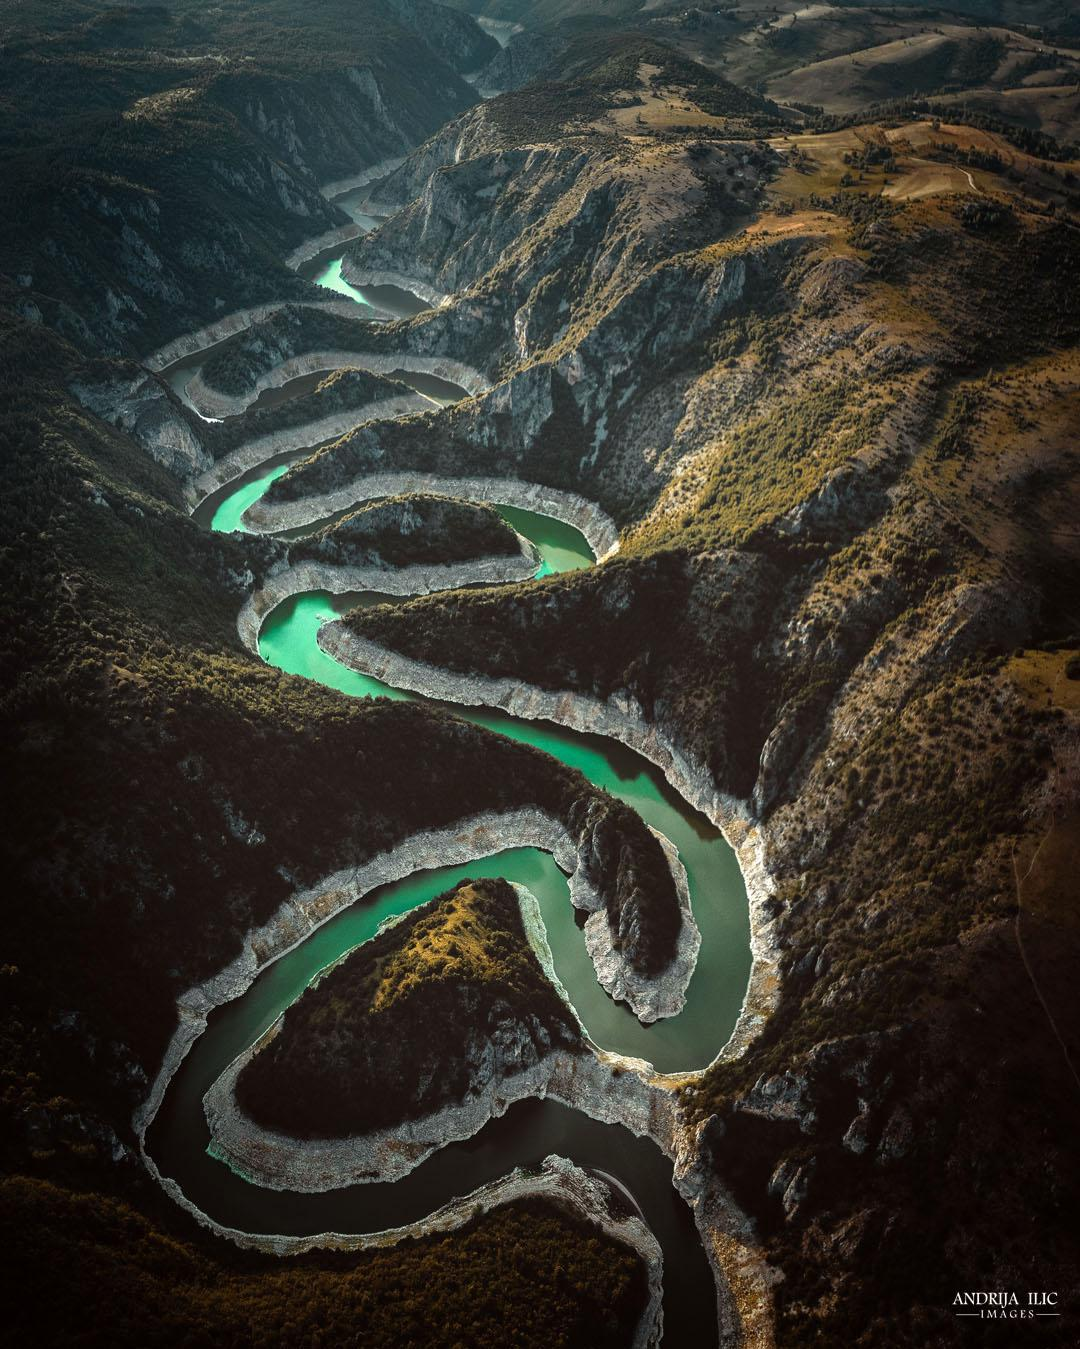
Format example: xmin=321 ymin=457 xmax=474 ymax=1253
xmin=235 ymin=547 xmax=539 ymax=653
xmin=244 ymin=470 xmax=620 ymax=561
xmin=144 ymin=299 xmax=394 ymax=374
xmin=192 ymin=394 xmax=433 ymax=507
xmin=578 ymin=829 xmax=701 ymax=1027
xmin=187 ymin=350 xmax=487 ymax=419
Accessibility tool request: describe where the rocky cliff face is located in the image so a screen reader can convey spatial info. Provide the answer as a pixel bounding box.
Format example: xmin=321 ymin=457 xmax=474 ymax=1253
xmin=568 ymin=795 xmax=685 ymax=979
xmin=215 ymin=107 xmax=778 ymax=526
xmin=212 ymin=56 xmax=480 ymax=188
xmin=265 ymin=235 xmax=786 ymax=536
xmin=194 ymin=303 xmax=490 ymax=406
xmin=69 ymin=365 xmax=213 ymax=487
xmin=348 ymin=110 xmax=774 ymax=355
xmin=6 ymin=137 xmax=338 ymax=357
xmin=382 ymin=0 xmax=499 ymax=75
xmin=203 ymin=367 xmax=418 ymax=459
xmin=474 ymin=30 xmax=566 ymax=96
xmin=67 ymin=360 xmax=428 ymax=503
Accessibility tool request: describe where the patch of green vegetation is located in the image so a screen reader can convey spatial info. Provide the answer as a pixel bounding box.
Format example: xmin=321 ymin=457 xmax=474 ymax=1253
xmin=949 ymin=34 xmax=1006 ymax=91
xmin=928 ymin=384 xmax=982 ymax=461
xmin=1 ymin=1177 xmax=646 ymax=1349
xmin=631 ymin=378 xmax=888 ymax=553
xmin=236 ymin=877 xmax=580 ymax=1136
xmin=485 ymin=29 xmax=783 ymax=142
xmin=487 ymin=82 xmax=610 ymax=143
xmin=810 ymin=97 xmax=1078 ymax=160
xmin=880 ymin=202 xmax=1080 ymax=366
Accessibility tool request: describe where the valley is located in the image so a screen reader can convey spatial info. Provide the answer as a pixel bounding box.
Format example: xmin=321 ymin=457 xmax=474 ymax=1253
xmin=2 ymin=0 xmax=1078 ymax=1346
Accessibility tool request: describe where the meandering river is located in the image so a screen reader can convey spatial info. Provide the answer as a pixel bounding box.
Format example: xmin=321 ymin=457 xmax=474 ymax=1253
xmin=150 ymin=243 xmax=754 ymax=1345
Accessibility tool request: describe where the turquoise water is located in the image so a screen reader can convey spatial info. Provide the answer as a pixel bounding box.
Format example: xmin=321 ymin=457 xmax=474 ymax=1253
xmin=498 ymin=503 xmax=594 ymax=578
xmin=258 ymin=584 xmax=748 ymax=1073
xmin=152 ymin=488 xmax=735 ymax=1338
xmin=305 ymin=243 xmax=430 ymax=319
xmin=146 ymin=851 xmax=718 ymax=1338
xmin=200 ymin=468 xmax=598 ymax=591
xmin=209 ymin=461 xmax=293 ymax=533
xmin=313 ymin=256 xmax=373 ymax=307
xmin=199 ymin=448 xmax=752 ymax=1071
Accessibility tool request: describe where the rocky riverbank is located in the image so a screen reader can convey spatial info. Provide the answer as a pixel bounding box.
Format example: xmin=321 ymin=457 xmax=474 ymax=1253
xmin=321 ymin=156 xmax=406 ymax=200
xmin=144 ymin=299 xmax=394 ymax=375
xmin=579 ymin=829 xmax=701 ymax=1025
xmin=187 ymin=350 xmax=487 ymax=419
xmin=135 ymin=804 xmax=772 ymax=1344
xmin=144 ymin=1149 xmax=663 ymax=1348
xmin=339 ymin=261 xmax=450 ymax=308
xmin=285 ymin=223 xmax=364 ymax=271
xmin=234 ymin=546 xmax=539 ymax=653
xmin=243 ymin=470 xmax=620 ymax=560
xmin=192 ymin=394 xmax=432 ymax=507
xmin=202 ymin=883 xmax=593 ymax=1191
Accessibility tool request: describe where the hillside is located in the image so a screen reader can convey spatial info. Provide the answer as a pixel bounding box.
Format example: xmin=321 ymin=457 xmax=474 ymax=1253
xmin=236 ymin=878 xmax=582 ymax=1136
xmin=0 ymin=305 xmax=660 ymax=1341
xmin=287 ymin=494 xmax=524 ymax=570
xmin=1 ymin=1181 xmax=647 ymax=1348
xmin=325 ymin=57 xmax=1080 ymax=1342
xmin=469 ymin=1 xmax=1080 ymax=152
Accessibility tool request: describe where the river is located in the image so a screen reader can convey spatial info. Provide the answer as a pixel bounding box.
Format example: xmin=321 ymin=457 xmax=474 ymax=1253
xmin=149 ymin=243 xmax=753 ymax=1346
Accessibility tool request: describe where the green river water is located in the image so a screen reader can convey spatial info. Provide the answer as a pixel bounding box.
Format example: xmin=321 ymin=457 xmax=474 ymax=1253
xmin=149 ymin=252 xmax=751 ymax=1344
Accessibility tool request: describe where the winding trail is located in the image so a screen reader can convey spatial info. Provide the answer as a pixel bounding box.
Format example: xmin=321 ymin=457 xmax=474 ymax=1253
xmin=141 ymin=214 xmax=773 ymax=1345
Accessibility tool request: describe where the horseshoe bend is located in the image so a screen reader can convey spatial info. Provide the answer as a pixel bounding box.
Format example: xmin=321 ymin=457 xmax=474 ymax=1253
xmin=3 ymin=1 xmax=1079 ymax=1345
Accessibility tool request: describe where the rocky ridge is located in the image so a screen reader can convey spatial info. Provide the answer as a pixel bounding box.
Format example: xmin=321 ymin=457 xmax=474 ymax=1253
xmin=234 ymin=549 xmax=539 ymax=653
xmin=244 ymin=470 xmax=619 ymax=560
xmin=311 ymin=86 xmax=1080 ymax=1342
xmin=205 ymin=883 xmax=585 ymax=1188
